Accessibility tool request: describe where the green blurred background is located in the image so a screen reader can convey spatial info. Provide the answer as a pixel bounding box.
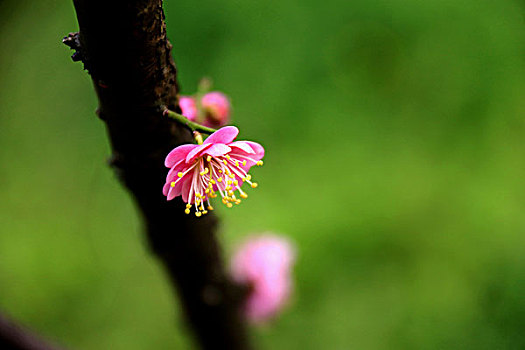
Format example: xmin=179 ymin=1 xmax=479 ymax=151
xmin=1 ymin=0 xmax=525 ymax=349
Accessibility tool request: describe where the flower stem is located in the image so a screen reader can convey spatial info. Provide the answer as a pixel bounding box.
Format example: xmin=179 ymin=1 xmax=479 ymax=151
xmin=163 ymin=109 xmax=217 ymax=134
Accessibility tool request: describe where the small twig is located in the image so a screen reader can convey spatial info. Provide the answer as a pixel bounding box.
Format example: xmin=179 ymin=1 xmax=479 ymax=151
xmin=163 ymin=109 xmax=217 ymax=134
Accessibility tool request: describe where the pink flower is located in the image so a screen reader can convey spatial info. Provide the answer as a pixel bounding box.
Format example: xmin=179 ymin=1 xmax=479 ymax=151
xmin=179 ymin=96 xmax=198 ymax=122
xmin=201 ymin=92 xmax=231 ymax=127
xmin=163 ymin=126 xmax=264 ymax=216
xmin=231 ymin=234 xmax=296 ymax=323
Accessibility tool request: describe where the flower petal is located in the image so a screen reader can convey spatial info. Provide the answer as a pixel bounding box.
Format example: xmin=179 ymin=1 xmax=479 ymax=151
xmin=229 ymin=141 xmax=255 ymax=154
xmin=179 ymin=96 xmax=198 ymax=121
xmin=185 ymin=143 xmax=212 ymax=163
xmin=230 ymin=147 xmax=264 ymax=172
xmin=164 ymin=170 xmax=191 ymax=200
xmin=167 ymin=179 xmax=185 ymax=200
xmin=243 ymin=141 xmax=265 ymax=159
xmin=166 ymin=159 xmax=187 ymax=181
xmin=181 ymin=175 xmax=193 ymax=203
xmin=165 ymin=144 xmax=198 ymax=167
xmin=203 ymin=126 xmax=239 ymax=145
xmin=162 ymin=182 xmax=171 ymax=196
xmin=205 ymin=143 xmax=231 ymax=157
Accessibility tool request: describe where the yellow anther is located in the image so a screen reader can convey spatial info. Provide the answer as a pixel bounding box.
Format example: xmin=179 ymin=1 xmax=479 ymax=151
xmin=245 ymin=175 xmax=252 ymax=181
xmin=195 ymin=211 xmax=202 ymax=217
xmin=226 ymin=203 xmax=233 ymax=208
xmin=233 ymin=180 xmax=238 ymax=186
xmin=202 ymin=210 xmax=208 ymax=214
xmin=223 ymin=160 xmax=228 ymax=165
xmin=186 ymin=204 xmax=192 ymax=208
xmin=178 ymin=172 xmax=184 ymax=178
xmin=222 ymin=198 xmax=228 ymax=204
xmin=229 ymin=173 xmax=235 ymax=178
xmin=207 ymin=156 xmax=212 ymax=162
xmin=242 ymin=160 xmax=247 ymax=166
xmin=251 ymin=182 xmax=258 ymax=188
xmin=210 ymin=180 xmax=216 ymax=185
xmin=200 ymin=171 xmax=205 ymax=176
xmin=170 ymin=181 xmax=176 ymax=187
xmin=235 ymin=200 xmax=241 ymax=205
xmin=200 ymin=206 xmax=205 ymax=211
xmin=218 ymin=170 xmax=223 ymax=173
xmin=217 ymin=177 xmax=222 ymax=182
xmin=196 ymin=199 xmax=201 ymax=205
xmin=235 ymin=161 xmax=239 ymax=167
xmin=184 ymin=208 xmax=190 ymax=214
xmin=207 ymin=205 xmax=214 ymax=210
xmin=257 ymin=160 xmax=264 ymax=166
xmin=240 ymin=193 xmax=248 ymax=199
xmin=226 ymin=155 xmax=231 ymax=159
xmin=205 ymin=189 xmax=210 ymax=194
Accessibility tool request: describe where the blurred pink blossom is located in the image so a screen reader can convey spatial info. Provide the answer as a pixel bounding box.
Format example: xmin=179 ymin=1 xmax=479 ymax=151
xmin=201 ymin=92 xmax=231 ymax=127
xmin=231 ymin=234 xmax=296 ymax=323
xmin=179 ymin=96 xmax=198 ymax=122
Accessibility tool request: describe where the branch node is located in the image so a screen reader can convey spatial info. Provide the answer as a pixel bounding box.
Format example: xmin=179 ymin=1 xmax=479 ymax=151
xmin=62 ymin=32 xmax=84 ymax=62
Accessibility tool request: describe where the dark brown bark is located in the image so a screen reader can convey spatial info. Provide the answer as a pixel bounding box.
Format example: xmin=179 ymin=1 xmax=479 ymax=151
xmin=65 ymin=1 xmax=252 ymax=349
xmin=0 ymin=313 xmax=64 ymax=350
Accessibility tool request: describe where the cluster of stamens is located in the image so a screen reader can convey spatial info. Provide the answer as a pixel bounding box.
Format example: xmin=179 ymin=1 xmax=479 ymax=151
xmin=170 ymin=153 xmax=263 ymax=217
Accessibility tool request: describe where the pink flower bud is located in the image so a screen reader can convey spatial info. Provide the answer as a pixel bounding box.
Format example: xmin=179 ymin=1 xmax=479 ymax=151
xmin=231 ymin=234 xmax=296 ymax=323
xmin=201 ymin=92 xmax=231 ymax=127
xmin=179 ymin=96 xmax=198 ymax=121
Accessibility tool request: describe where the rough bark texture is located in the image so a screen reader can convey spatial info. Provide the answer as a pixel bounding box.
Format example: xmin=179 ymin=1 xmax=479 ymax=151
xmin=65 ymin=1 xmax=252 ymax=349
xmin=0 ymin=313 xmax=64 ymax=350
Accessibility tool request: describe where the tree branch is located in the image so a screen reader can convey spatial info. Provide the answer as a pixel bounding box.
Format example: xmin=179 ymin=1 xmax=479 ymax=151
xmin=65 ymin=1 xmax=252 ymax=349
xmin=163 ymin=109 xmax=217 ymax=134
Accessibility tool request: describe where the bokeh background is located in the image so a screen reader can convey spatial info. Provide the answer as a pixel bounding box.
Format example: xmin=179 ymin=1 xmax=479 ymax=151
xmin=1 ymin=0 xmax=525 ymax=349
